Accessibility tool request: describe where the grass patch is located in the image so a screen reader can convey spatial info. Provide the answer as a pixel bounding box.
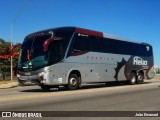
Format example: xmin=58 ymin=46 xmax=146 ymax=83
xmin=0 ymin=79 xmax=17 ymax=85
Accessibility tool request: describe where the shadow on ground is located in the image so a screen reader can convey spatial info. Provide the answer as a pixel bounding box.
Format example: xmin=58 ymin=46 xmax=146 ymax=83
xmin=19 ymin=81 xmax=152 ymax=93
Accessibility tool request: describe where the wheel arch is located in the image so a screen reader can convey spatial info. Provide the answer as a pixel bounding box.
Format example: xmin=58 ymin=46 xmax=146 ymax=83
xmin=66 ymin=69 xmax=81 ymax=84
xmin=128 ymin=70 xmax=137 ymax=80
xmin=130 ymin=70 xmax=137 ymax=75
xmin=137 ymin=69 xmax=144 ymax=75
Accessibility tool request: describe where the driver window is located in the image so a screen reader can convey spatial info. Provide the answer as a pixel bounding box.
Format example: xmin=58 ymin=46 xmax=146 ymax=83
xmin=48 ymin=41 xmax=62 ymax=64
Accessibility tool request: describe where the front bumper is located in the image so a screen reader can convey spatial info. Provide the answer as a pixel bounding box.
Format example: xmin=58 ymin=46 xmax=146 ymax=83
xmin=17 ymin=75 xmax=40 ymax=86
xmin=18 ymin=79 xmax=40 ymax=86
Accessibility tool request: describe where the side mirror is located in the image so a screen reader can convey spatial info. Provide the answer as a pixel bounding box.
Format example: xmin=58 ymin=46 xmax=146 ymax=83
xmin=43 ymin=37 xmax=62 ymax=52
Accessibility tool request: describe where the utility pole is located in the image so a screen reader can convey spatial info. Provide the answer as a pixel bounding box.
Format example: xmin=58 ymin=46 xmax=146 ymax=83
xmin=11 ymin=0 xmax=29 ymax=80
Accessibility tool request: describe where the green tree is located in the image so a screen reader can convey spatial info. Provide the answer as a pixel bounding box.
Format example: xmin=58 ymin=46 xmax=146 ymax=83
xmin=0 ymin=38 xmax=20 ymax=79
xmin=0 ymin=38 xmax=5 ymax=44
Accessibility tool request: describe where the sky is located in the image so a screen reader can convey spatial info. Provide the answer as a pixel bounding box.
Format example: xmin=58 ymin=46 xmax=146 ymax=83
xmin=0 ymin=0 xmax=159 ymax=67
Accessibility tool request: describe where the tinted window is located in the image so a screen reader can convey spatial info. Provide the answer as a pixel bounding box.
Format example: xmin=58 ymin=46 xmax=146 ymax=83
xmin=72 ymin=34 xmax=91 ymax=52
xmin=54 ymin=31 xmax=73 ymax=57
xmin=92 ymin=37 xmax=106 ymax=53
xmin=106 ymin=38 xmax=152 ymax=57
xmin=72 ymin=35 xmax=106 ymax=53
xmin=32 ymin=35 xmax=50 ymax=58
xmin=48 ymin=31 xmax=73 ymax=64
xmin=48 ymin=41 xmax=63 ymax=64
xmin=21 ymin=38 xmax=33 ymax=63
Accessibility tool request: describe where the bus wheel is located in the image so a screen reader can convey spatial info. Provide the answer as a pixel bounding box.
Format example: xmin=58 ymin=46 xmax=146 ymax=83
xmin=67 ymin=74 xmax=79 ymax=90
xmin=129 ymin=72 xmax=137 ymax=85
xmin=137 ymin=73 xmax=144 ymax=84
xmin=40 ymin=85 xmax=51 ymax=91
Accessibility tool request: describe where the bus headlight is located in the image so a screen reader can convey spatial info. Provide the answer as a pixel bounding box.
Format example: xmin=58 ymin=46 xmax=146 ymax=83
xmin=17 ymin=74 xmax=20 ymax=78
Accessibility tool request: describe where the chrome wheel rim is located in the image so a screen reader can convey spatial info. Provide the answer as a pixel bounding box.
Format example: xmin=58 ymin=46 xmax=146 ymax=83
xmin=131 ymin=76 xmax=136 ymax=83
xmin=138 ymin=75 xmax=143 ymax=81
xmin=70 ymin=78 xmax=77 ymax=86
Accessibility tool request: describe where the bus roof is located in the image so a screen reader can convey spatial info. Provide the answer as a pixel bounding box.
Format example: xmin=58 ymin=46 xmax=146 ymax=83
xmin=75 ymin=27 xmax=151 ymax=46
xmin=26 ymin=27 xmax=151 ymax=46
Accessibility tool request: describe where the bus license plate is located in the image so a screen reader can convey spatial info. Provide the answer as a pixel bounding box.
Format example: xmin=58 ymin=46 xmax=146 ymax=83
xmin=20 ymin=76 xmax=28 ymax=80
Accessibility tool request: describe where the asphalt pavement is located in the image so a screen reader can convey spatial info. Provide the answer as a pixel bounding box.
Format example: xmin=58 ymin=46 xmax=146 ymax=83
xmin=0 ymin=79 xmax=160 ymax=120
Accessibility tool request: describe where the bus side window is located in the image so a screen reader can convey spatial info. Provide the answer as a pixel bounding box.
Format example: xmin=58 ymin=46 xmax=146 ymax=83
xmin=72 ymin=34 xmax=91 ymax=54
xmin=92 ymin=37 xmax=106 ymax=53
xmin=48 ymin=41 xmax=62 ymax=64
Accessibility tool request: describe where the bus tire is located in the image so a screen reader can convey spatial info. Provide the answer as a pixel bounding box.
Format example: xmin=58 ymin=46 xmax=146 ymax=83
xmin=137 ymin=72 xmax=144 ymax=84
xmin=129 ymin=72 xmax=137 ymax=85
xmin=67 ymin=74 xmax=79 ymax=90
xmin=40 ymin=85 xmax=51 ymax=91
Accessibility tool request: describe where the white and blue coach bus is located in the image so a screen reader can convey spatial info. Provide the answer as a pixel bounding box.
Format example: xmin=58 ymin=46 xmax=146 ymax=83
xmin=17 ymin=27 xmax=154 ymax=90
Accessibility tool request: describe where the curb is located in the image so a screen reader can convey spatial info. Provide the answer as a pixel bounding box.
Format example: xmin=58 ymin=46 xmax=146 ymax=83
xmin=0 ymin=82 xmax=18 ymax=89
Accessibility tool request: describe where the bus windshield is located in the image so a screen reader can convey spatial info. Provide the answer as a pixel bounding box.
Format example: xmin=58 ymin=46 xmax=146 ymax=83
xmin=18 ymin=32 xmax=72 ymax=71
xmin=19 ymin=35 xmax=50 ymax=71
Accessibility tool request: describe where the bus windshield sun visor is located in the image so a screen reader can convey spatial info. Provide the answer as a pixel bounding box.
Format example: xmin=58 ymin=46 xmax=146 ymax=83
xmin=43 ymin=37 xmax=63 ymax=52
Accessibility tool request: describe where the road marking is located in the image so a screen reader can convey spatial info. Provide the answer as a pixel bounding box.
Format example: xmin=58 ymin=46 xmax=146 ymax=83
xmin=0 ymin=82 xmax=159 ymax=103
xmin=105 ymin=99 xmax=131 ymax=106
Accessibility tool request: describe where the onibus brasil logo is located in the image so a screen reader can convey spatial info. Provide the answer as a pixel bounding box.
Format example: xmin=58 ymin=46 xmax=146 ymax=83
xmin=2 ymin=112 xmax=42 ymax=118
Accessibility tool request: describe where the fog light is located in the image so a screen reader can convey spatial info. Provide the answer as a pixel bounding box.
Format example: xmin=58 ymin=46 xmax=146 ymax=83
xmin=17 ymin=74 xmax=20 ymax=78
